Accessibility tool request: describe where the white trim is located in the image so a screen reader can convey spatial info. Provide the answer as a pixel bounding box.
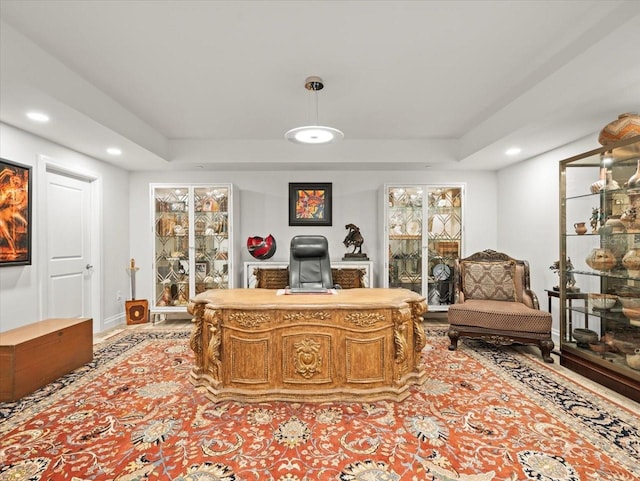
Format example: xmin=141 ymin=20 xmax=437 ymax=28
xmin=37 ymin=155 xmax=103 ymax=332
xmin=102 ymin=312 xmax=126 ymax=331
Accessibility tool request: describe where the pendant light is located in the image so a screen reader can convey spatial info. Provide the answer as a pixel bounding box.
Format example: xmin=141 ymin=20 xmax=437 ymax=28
xmin=285 ymin=76 xmax=344 ymax=144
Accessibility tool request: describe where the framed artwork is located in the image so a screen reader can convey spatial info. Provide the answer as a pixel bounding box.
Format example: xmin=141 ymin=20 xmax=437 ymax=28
xmin=0 ymin=158 xmax=32 ymax=266
xmin=289 ymin=182 xmax=332 ymax=226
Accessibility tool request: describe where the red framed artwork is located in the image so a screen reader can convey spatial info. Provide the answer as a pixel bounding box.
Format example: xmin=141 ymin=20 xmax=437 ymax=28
xmin=289 ymin=182 xmax=332 ymax=226
xmin=0 ymin=158 xmax=32 ymax=266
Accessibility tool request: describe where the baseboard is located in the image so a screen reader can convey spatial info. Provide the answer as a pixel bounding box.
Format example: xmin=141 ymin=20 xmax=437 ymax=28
xmin=424 ymin=311 xmax=448 ymax=323
xmin=102 ymin=312 xmax=126 ymax=332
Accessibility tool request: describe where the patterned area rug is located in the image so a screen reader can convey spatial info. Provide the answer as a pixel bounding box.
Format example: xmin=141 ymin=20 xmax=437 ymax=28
xmin=1 ymin=326 xmax=638 ymax=480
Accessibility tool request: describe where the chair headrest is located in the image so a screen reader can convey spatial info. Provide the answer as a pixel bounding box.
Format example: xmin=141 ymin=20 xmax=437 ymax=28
xmin=290 ymin=236 xmax=328 ymax=258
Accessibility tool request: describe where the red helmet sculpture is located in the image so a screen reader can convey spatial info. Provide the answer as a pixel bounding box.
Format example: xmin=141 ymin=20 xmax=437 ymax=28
xmin=247 ymin=234 xmax=277 ymax=260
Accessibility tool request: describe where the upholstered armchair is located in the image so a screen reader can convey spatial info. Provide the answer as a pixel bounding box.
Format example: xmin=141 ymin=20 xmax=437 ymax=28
xmin=447 ymin=249 xmax=554 ymax=363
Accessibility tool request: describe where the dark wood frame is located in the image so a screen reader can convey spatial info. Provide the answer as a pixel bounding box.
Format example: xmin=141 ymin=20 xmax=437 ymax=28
xmin=288 ymin=182 xmax=332 ymax=226
xmin=0 ymin=158 xmax=32 ymax=266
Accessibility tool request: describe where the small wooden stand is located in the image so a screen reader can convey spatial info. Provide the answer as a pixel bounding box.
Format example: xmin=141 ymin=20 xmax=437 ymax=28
xmin=126 ymin=258 xmax=148 ymax=325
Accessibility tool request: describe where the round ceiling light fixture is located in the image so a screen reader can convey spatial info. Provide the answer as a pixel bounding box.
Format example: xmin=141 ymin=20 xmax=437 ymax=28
xmin=285 ymin=76 xmax=344 ymax=145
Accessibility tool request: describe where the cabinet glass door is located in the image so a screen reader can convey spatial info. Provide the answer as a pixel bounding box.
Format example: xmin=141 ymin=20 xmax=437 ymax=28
xmin=427 ymin=187 xmax=462 ymax=307
xmin=193 ymin=186 xmax=230 ymax=293
xmin=153 ymin=186 xmax=191 ymax=308
xmin=387 ymin=186 xmax=425 ymax=294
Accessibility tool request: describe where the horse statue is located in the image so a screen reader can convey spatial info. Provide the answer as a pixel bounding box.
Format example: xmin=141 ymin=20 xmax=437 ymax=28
xmin=343 ymin=223 xmax=364 ymax=255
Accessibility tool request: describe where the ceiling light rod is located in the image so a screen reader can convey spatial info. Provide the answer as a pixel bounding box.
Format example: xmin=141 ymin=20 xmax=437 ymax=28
xmin=307 ymin=76 xmax=322 ymax=125
xmin=285 ymin=76 xmax=344 ymax=145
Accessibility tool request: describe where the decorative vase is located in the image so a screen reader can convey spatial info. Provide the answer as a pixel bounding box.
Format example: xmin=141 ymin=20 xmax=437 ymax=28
xmin=585 ymin=247 xmax=616 ymax=272
xmin=573 ymin=222 xmax=587 ymax=235
xmin=601 ymin=228 xmax=628 ymax=259
xmin=590 ymin=168 xmax=620 ymax=193
xmin=626 ymin=349 xmax=640 ymax=370
xmin=606 ymin=171 xmax=620 ymax=190
xmin=598 ymin=112 xmax=640 ymax=146
xmin=627 ymin=160 xmax=640 ymax=191
xmin=622 ymin=248 xmax=640 ymax=277
xmin=620 ymin=207 xmax=638 ymax=231
xmin=590 ymin=167 xmax=608 ymax=193
xmin=604 ymin=215 xmax=626 ymax=233
xmin=572 ymin=328 xmax=599 ymax=348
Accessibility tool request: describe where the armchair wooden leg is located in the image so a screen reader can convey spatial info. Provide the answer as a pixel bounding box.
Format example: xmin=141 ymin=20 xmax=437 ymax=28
xmin=539 ymin=339 xmax=555 ymax=363
xmin=447 ymin=328 xmax=459 ymax=351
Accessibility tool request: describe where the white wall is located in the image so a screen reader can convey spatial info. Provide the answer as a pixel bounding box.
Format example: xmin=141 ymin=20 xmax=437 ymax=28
xmin=129 ymin=169 xmax=498 ymax=304
xmin=0 ymin=123 xmax=130 ymax=333
xmin=497 ymin=133 xmax=600 ymax=343
xmin=1 ymin=120 xmax=499 ymax=333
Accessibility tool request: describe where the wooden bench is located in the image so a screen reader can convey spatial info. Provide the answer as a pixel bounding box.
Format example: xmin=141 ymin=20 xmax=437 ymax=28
xmin=0 ymin=318 xmax=93 ymax=401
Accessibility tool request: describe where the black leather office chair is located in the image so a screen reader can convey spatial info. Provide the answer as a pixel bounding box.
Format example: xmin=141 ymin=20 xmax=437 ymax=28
xmin=289 ymin=235 xmax=334 ymax=291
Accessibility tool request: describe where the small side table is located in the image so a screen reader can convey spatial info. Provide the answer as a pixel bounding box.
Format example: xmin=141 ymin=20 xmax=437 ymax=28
xmin=545 ymin=289 xmax=588 ymax=341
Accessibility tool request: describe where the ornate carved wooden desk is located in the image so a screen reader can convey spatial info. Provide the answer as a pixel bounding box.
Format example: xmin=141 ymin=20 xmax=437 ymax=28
xmin=187 ymin=288 xmax=427 ymax=402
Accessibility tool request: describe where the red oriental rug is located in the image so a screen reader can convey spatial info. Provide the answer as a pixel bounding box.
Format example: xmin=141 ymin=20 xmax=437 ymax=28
xmin=1 ymin=326 xmax=639 ymax=480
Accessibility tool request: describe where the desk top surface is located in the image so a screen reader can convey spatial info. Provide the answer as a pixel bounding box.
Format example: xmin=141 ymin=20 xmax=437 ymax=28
xmin=189 ymin=288 xmax=426 ymax=312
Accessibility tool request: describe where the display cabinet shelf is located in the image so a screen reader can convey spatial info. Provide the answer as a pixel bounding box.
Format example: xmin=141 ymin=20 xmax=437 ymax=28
xmin=559 ymin=135 xmax=640 ymax=402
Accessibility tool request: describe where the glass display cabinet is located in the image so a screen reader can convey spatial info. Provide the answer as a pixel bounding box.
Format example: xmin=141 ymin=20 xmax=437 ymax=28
xmin=151 ymin=184 xmax=235 ymax=316
xmin=382 ymin=184 xmax=464 ymax=311
xmin=560 ymin=135 xmax=640 ymax=402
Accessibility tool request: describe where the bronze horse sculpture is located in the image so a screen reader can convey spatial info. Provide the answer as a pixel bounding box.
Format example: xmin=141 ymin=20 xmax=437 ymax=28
xmin=343 ymin=223 xmax=364 ymax=254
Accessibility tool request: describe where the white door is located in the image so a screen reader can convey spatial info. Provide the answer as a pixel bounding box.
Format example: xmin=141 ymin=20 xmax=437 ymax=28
xmin=46 ymin=171 xmax=93 ymax=318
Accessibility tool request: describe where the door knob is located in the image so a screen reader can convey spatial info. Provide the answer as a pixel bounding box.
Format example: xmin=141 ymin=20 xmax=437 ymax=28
xmin=86 ymin=264 xmax=94 ymax=270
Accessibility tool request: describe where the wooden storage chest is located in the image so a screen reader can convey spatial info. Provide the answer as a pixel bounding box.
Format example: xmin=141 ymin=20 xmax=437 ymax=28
xmin=0 ymin=318 xmax=93 ymax=401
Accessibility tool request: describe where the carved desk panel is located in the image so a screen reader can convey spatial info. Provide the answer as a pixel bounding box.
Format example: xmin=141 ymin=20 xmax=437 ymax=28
xmin=187 ymin=288 xmax=427 ymax=402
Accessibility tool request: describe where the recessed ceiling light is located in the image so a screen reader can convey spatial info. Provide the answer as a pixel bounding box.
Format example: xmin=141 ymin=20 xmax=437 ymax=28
xmin=106 ymin=147 xmax=122 ymax=156
xmin=505 ymin=147 xmax=521 ymax=156
xmin=26 ymin=111 xmax=50 ymax=122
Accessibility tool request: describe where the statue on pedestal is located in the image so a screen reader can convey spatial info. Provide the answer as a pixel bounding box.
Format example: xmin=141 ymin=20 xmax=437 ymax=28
xmin=343 ymin=223 xmax=369 ymax=261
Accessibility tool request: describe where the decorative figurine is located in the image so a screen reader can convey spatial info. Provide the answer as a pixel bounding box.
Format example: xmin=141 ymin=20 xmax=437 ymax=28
xmin=549 ymin=258 xmax=578 ymax=292
xmin=342 ymin=223 xmax=369 ymax=260
xmin=590 ymin=207 xmax=601 ymax=233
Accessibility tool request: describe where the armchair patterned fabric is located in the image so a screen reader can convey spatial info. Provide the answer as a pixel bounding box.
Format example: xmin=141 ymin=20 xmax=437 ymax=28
xmin=447 ymin=249 xmax=554 ymax=363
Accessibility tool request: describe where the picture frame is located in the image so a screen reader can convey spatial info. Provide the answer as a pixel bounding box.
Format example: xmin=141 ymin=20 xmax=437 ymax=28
xmin=0 ymin=158 xmax=32 ymax=266
xmin=195 ymin=262 xmax=208 ymax=278
xmin=170 ymin=201 xmax=186 ymax=212
xmin=289 ymin=182 xmax=332 ymax=226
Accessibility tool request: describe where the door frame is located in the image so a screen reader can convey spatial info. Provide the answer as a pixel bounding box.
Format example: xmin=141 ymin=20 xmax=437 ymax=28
xmin=37 ymin=155 xmax=103 ymax=331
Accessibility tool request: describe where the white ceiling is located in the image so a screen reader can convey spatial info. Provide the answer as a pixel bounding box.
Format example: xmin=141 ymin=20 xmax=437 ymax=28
xmin=1 ymin=0 xmax=639 ymax=172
